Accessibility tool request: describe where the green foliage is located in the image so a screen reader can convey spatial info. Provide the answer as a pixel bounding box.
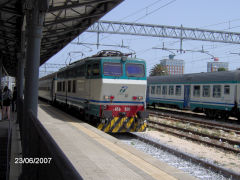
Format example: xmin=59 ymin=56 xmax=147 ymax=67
xmin=149 ymin=64 xmax=168 ymax=76
xmin=217 ymin=67 xmax=227 ymax=71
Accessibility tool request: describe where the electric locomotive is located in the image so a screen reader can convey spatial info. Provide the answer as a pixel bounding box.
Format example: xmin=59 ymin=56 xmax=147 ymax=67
xmin=39 ymin=50 xmax=148 ymax=132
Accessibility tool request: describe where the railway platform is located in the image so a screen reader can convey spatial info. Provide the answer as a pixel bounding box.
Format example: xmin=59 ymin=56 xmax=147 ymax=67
xmin=36 ymin=101 xmax=196 ymax=180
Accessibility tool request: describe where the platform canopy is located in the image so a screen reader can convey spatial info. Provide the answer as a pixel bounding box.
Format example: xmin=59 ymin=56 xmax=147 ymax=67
xmin=0 ymin=0 xmax=123 ymax=76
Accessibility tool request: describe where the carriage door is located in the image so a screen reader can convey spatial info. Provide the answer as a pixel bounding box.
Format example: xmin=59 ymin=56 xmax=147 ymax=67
xmin=184 ymin=85 xmax=191 ymax=108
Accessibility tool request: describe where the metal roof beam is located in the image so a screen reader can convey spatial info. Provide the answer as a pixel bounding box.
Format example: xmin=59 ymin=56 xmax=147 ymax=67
xmin=87 ymin=20 xmax=240 ymax=44
xmin=0 ymin=6 xmax=22 ymax=16
xmin=44 ymin=12 xmax=104 ymax=27
xmin=48 ymin=0 xmax=113 ymax=12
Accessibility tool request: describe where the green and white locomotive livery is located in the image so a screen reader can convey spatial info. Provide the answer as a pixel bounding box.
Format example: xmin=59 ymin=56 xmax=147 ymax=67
xmin=39 ymin=50 xmax=148 ymax=132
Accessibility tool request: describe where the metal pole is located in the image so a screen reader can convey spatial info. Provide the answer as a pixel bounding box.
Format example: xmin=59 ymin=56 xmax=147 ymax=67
xmin=22 ymin=7 xmax=45 ymax=180
xmin=0 ymin=57 xmax=2 ymax=114
xmin=24 ymin=8 xmax=44 ymax=117
xmin=17 ymin=15 xmax=26 ymax=126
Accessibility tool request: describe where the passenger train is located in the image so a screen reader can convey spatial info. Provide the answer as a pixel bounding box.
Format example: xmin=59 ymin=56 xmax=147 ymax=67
xmin=147 ymin=70 xmax=240 ymax=121
xmin=39 ymin=50 xmax=148 ymax=133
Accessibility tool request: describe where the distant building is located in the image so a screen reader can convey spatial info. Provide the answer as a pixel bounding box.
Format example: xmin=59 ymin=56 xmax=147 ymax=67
xmin=1 ymin=76 xmax=15 ymax=91
xmin=207 ymin=61 xmax=228 ymax=72
xmin=160 ymin=56 xmax=184 ymax=75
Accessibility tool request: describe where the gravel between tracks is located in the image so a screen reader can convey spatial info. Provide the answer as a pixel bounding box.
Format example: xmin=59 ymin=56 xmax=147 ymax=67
xmin=142 ymin=129 xmax=240 ymax=174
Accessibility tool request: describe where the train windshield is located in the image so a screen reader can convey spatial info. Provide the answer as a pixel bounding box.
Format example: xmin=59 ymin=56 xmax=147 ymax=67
xmin=126 ymin=63 xmax=145 ymax=77
xmin=103 ymin=62 xmax=122 ymax=76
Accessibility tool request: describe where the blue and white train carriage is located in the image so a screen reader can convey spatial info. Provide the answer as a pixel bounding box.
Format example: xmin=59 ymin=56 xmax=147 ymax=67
xmin=39 ymin=50 xmax=148 ymax=132
xmin=147 ymin=70 xmax=240 ymax=120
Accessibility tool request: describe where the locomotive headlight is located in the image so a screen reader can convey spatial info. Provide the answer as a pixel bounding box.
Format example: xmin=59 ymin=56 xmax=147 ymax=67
xmin=138 ymin=96 xmax=143 ymax=100
xmin=104 ymin=95 xmax=115 ymax=100
xmin=132 ymin=96 xmax=137 ymax=100
xmin=133 ymin=96 xmax=143 ymax=100
xmin=104 ymin=95 xmax=109 ymax=100
xmin=110 ymin=96 xmax=115 ymax=100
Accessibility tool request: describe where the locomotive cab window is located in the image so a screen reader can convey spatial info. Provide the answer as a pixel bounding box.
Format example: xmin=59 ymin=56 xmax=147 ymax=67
xmin=224 ymin=85 xmax=230 ymax=95
xmin=92 ymin=63 xmax=100 ymax=76
xmin=103 ymin=62 xmax=122 ymax=76
xmin=193 ymin=85 xmax=200 ymax=97
xmin=213 ymin=85 xmax=221 ymax=98
xmin=202 ymin=85 xmax=210 ymax=97
xmin=126 ymin=63 xmax=145 ymax=77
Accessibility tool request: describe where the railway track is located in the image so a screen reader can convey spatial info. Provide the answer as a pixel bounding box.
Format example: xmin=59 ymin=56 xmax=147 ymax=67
xmin=148 ymin=110 xmax=240 ymax=153
xmin=148 ymin=107 xmax=240 ymax=132
xmin=114 ymin=133 xmax=240 ymax=180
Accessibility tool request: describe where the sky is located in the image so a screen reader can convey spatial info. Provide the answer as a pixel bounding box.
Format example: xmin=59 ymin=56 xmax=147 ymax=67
xmin=41 ymin=0 xmax=240 ymax=76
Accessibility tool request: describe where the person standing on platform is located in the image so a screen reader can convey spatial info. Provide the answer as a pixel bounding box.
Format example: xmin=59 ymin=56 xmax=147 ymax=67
xmin=2 ymin=86 xmax=12 ymax=120
xmin=12 ymin=87 xmax=17 ymax=112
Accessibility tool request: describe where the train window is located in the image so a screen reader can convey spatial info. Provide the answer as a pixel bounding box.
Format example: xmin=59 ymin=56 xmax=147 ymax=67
xmin=151 ymin=86 xmax=155 ymax=94
xmin=92 ymin=63 xmax=100 ymax=76
xmin=169 ymin=86 xmax=174 ymax=95
xmin=224 ymin=85 xmax=230 ymax=95
xmin=72 ymin=80 xmax=76 ymax=93
xmin=69 ymin=69 xmax=74 ymax=78
xmin=103 ymin=62 xmax=122 ymax=76
xmin=58 ymin=82 xmax=62 ymax=92
xmin=126 ymin=63 xmax=145 ymax=77
xmin=175 ymin=86 xmax=181 ymax=96
xmin=62 ymin=81 xmax=65 ymax=92
xmin=87 ymin=64 xmax=92 ymax=77
xmin=193 ymin=85 xmax=200 ymax=97
xmin=202 ymin=85 xmax=210 ymax=97
xmin=76 ymin=65 xmax=85 ymax=77
xmin=213 ymin=85 xmax=221 ymax=98
xmin=72 ymin=67 xmax=78 ymax=78
xmin=156 ymin=86 xmax=161 ymax=94
xmin=162 ymin=86 xmax=167 ymax=95
xmin=68 ymin=81 xmax=71 ymax=92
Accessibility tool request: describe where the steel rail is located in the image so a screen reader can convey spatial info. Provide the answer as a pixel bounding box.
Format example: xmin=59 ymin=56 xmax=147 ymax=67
xmin=127 ymin=133 xmax=240 ymax=180
xmin=148 ymin=109 xmax=240 ymax=134
xmin=148 ymin=121 xmax=240 ymax=154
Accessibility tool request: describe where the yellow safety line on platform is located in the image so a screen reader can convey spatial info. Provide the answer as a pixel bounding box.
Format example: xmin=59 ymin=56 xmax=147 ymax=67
xmin=70 ymin=121 xmax=177 ymax=180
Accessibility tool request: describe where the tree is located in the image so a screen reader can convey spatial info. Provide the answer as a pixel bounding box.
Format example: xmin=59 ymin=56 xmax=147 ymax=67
xmin=149 ymin=64 xmax=168 ymax=76
xmin=218 ymin=67 xmax=227 ymax=71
